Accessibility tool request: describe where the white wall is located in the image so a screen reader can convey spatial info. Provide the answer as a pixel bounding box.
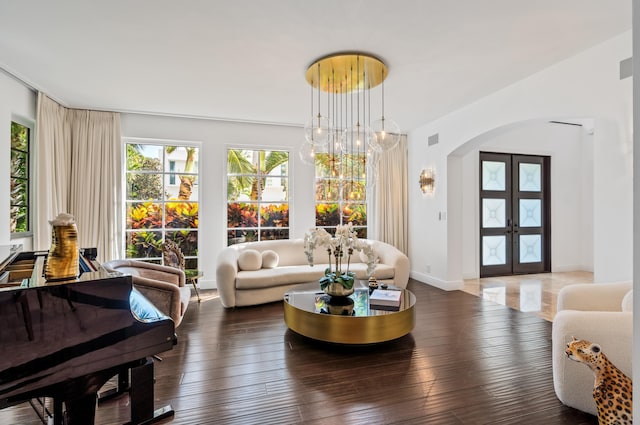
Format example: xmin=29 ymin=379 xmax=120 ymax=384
xmin=0 ymin=71 xmax=36 ymax=250
xmin=121 ymin=114 xmax=314 ymax=288
xmin=409 ymin=31 xmax=632 ymax=288
xmin=632 ymin=0 xmax=639 ymax=416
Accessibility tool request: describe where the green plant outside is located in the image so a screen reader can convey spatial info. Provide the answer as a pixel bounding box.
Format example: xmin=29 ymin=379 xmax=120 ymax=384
xmin=314 ymin=152 xmax=368 ymax=236
xmin=10 ymin=122 xmax=29 ymax=233
xmin=125 ymin=143 xmax=200 ymax=268
xmin=226 ymin=149 xmax=289 ymax=245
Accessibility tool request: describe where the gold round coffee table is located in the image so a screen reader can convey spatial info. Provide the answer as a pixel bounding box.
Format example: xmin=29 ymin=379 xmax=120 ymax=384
xmin=283 ymin=281 xmax=415 ymax=344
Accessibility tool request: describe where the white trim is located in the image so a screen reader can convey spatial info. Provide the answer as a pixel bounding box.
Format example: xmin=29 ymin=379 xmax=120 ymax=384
xmin=410 ymin=271 xmax=464 ymax=290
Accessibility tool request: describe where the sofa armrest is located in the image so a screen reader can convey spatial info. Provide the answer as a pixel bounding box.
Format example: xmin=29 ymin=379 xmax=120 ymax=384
xmin=373 ymin=241 xmax=410 ymax=288
xmin=132 ymin=275 xmax=183 ymax=325
xmin=557 ymin=281 xmax=632 ymax=312
xmin=103 ymin=259 xmax=186 ymax=287
xmin=216 ymin=247 xmax=240 ymax=308
xmin=552 ymin=310 xmax=632 ymax=414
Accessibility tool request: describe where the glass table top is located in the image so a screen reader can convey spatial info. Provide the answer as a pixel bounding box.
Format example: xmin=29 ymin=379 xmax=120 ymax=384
xmin=284 ymin=280 xmax=415 ymax=317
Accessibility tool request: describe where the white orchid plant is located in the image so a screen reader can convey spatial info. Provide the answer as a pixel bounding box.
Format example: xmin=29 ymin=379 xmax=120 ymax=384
xmin=303 ymin=223 xmax=378 ymax=291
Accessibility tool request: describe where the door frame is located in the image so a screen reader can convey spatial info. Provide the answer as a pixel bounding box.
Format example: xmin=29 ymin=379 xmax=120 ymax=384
xmin=479 ymin=151 xmax=551 ymax=277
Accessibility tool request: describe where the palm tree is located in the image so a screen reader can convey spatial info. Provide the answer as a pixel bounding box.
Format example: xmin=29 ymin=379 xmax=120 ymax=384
xmin=226 ymin=149 xmax=288 ymax=200
xmin=166 ymin=146 xmax=198 ymax=200
xmin=227 ymin=149 xmax=256 ymax=200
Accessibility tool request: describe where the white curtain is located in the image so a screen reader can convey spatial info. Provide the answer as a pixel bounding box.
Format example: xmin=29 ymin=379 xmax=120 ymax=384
xmin=35 ymin=93 xmax=122 ymax=262
xmin=372 ymin=135 xmax=408 ymax=254
xmin=68 ymin=109 xmax=122 ymax=262
xmin=35 ymin=94 xmax=71 ymax=250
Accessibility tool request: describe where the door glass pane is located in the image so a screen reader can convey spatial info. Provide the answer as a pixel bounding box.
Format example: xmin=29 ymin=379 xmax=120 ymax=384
xmin=482 ymin=199 xmax=506 ymax=228
xmin=519 ymin=199 xmax=541 ymax=227
xmin=519 ymin=234 xmax=542 ymax=263
xmin=519 ymin=163 xmax=541 ymax=192
xmin=482 ymin=236 xmax=506 ymax=265
xmin=482 ymin=161 xmax=506 ymax=191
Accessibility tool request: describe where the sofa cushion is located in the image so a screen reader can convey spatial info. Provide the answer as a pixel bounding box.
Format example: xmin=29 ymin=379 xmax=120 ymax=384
xmin=238 ymin=249 xmax=262 ymax=271
xmin=235 ymin=263 xmax=396 ymax=290
xmin=261 ymin=250 xmax=279 ymax=269
xmin=236 ymin=265 xmax=326 ymax=289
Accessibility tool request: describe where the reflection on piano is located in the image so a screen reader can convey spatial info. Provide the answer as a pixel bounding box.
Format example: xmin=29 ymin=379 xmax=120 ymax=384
xmin=0 ymin=248 xmax=177 ymax=424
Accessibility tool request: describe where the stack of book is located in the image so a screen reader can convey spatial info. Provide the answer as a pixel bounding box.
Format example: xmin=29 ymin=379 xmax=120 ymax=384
xmin=369 ymin=289 xmax=402 ymax=311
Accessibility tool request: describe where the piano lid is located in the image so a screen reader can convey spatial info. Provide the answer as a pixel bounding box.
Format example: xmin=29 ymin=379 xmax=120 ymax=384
xmin=0 ymin=269 xmax=175 ymax=405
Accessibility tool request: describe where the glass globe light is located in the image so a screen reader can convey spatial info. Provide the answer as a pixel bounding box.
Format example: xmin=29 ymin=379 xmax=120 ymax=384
xmin=372 ymin=117 xmax=401 ymax=151
xmin=304 ymin=114 xmax=331 ymax=146
xmin=329 ymin=130 xmax=346 ymax=155
xmin=341 ymin=125 xmax=380 ymax=156
xmin=298 ymin=141 xmax=317 ymax=166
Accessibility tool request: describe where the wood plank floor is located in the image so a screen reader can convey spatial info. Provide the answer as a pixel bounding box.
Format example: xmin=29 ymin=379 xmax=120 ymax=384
xmin=0 ymin=279 xmax=598 ymax=424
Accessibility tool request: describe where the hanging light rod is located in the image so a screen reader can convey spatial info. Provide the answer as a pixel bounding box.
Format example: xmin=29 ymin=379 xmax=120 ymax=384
xmin=304 ymin=52 xmax=388 ymax=93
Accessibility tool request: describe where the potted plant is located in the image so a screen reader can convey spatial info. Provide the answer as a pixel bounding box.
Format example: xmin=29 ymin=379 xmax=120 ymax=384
xmin=303 ymin=223 xmax=377 ymax=297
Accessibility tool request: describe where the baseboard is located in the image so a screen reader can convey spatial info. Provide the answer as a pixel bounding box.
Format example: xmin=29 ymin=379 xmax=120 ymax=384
xmin=552 ymin=264 xmax=593 ymax=273
xmin=197 ymin=279 xmax=217 ymax=290
xmin=410 ymin=271 xmax=464 ymax=291
xmin=462 ymin=271 xmax=477 ymax=280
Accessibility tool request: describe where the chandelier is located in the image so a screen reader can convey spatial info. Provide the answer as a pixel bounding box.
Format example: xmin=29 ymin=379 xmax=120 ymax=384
xmin=299 ymin=53 xmax=401 ymax=194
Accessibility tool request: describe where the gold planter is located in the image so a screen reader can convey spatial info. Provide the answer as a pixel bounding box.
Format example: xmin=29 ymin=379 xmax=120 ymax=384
xmin=45 ymin=224 xmax=79 ymax=281
xmin=323 ymin=282 xmax=355 ymax=297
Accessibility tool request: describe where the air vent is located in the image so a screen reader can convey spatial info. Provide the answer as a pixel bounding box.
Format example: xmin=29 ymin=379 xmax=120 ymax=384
xmin=428 ymin=133 xmax=439 ymax=146
xmin=620 ymin=57 xmax=632 ymax=80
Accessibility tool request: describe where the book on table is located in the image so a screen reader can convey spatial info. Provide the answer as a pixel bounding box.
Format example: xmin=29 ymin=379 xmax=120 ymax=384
xmin=369 ymin=289 xmax=402 ymax=309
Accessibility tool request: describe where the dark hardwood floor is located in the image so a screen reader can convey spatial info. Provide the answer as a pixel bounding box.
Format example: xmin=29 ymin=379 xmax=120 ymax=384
xmin=0 ymin=279 xmax=597 ymax=424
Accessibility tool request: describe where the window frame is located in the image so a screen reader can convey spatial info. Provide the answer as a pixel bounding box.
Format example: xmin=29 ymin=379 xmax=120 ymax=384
xmin=225 ymin=147 xmax=291 ymax=246
xmin=314 ymin=152 xmax=369 ymax=237
xmin=10 ymin=117 xmax=34 ymax=238
xmin=123 ymin=138 xmax=201 ymax=269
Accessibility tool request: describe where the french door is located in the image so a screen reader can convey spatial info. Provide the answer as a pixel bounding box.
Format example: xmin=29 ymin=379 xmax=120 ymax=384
xmin=479 ymin=152 xmax=551 ymax=277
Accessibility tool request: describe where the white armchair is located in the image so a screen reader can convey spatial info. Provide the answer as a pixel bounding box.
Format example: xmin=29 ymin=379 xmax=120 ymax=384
xmin=552 ymin=281 xmax=632 ymax=415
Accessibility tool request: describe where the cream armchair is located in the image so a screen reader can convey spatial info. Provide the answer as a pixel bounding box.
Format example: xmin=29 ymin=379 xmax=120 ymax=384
xmin=102 ymin=259 xmax=191 ymax=327
xmin=552 ymin=281 xmax=632 ymax=415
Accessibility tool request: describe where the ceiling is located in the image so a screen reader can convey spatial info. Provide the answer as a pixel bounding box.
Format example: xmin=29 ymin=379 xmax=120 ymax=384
xmin=0 ymin=1 xmax=631 ymax=131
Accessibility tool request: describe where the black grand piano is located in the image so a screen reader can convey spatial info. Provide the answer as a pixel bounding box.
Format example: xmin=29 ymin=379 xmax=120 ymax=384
xmin=0 ymin=246 xmax=176 ymax=425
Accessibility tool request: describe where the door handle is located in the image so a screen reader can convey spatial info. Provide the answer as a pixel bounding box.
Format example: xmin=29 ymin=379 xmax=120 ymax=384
xmin=513 ymin=222 xmax=519 ymax=233
xmin=505 ymin=218 xmax=512 ymax=234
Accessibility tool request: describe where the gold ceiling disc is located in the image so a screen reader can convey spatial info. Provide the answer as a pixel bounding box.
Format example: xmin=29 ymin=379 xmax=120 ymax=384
xmin=305 ymin=53 xmax=388 ymax=93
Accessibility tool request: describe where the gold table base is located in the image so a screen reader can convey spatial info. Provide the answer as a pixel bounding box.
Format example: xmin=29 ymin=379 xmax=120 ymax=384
xmin=284 ymin=283 xmax=415 ymax=344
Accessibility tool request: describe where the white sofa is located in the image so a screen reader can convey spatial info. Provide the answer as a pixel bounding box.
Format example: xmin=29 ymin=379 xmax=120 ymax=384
xmin=215 ymin=238 xmax=410 ymax=308
xmin=552 ymin=281 xmax=633 ymax=415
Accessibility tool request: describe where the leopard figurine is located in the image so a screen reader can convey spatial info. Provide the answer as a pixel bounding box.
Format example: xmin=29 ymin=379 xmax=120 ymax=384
xmin=565 ymin=337 xmax=632 ymax=425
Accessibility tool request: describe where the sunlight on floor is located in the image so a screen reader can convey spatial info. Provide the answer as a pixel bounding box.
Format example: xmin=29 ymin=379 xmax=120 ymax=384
xmin=462 ymin=271 xmax=594 ymax=321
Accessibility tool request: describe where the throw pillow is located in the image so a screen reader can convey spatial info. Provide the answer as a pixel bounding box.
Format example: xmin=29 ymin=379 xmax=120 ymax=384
xmin=261 ymin=250 xmax=279 ymax=269
xmin=238 ymin=249 xmax=262 ymax=271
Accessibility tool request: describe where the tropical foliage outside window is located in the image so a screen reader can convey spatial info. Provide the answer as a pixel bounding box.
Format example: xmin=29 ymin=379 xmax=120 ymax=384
xmin=315 ymin=152 xmax=367 ymax=237
xmin=10 ymin=122 xmax=30 ymax=234
xmin=125 ymin=142 xmax=199 ymax=269
xmin=227 ymin=149 xmax=289 ymax=245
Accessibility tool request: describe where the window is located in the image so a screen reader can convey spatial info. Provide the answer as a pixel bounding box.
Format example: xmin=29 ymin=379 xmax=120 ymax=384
xmin=10 ymin=121 xmax=31 ymax=234
xmin=124 ymin=142 xmax=199 ymax=269
xmin=315 ymin=152 xmax=367 ymax=237
xmin=227 ymin=149 xmax=289 ymax=245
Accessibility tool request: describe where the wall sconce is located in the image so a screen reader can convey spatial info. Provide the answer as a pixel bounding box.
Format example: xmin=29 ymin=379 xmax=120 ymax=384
xmin=419 ymin=168 xmax=435 ymax=194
